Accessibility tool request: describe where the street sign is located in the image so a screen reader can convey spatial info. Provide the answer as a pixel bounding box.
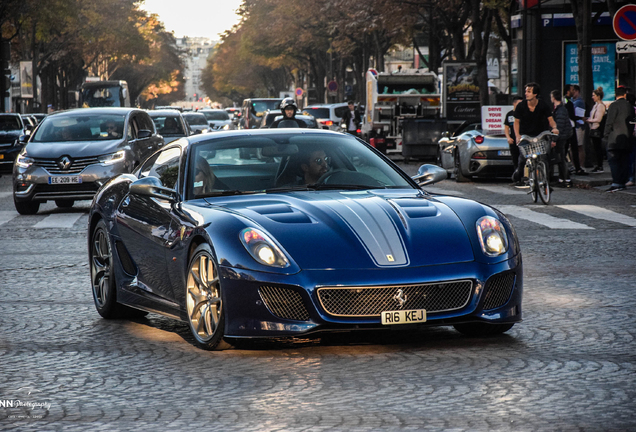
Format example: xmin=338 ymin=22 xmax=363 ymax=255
xmin=616 ymin=40 xmax=636 ymax=53
xmin=327 ymin=80 xmax=338 ymax=92
xmin=295 ymin=87 xmax=303 ymax=97
xmin=613 ymin=4 xmax=636 ymax=41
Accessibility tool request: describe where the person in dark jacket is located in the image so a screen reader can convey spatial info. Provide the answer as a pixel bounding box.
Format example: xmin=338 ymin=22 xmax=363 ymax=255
xmin=603 ymin=87 xmax=635 ymax=192
xmin=270 ymin=98 xmax=307 ymax=128
xmin=341 ymin=101 xmax=361 ymax=135
xmin=564 ymin=84 xmax=587 ymax=175
xmin=550 ymin=89 xmax=574 ymax=187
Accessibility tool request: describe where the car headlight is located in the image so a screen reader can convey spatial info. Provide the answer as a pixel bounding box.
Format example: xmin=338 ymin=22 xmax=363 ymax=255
xmin=476 ymin=216 xmax=508 ymax=257
xmin=98 ymin=150 xmax=125 ymax=165
xmin=15 ymin=152 xmax=34 ymax=168
xmin=240 ymin=228 xmax=289 ymax=267
xmin=222 ymin=124 xmax=230 ymax=130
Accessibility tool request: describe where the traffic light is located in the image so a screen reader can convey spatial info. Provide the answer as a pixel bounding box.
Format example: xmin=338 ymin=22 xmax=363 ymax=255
xmin=3 ymin=71 xmax=10 ymax=98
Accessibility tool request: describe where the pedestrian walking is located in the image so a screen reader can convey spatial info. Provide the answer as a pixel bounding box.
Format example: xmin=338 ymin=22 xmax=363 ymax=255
xmin=585 ymin=87 xmax=606 ymax=173
xmin=550 ymin=89 xmax=573 ymax=187
xmin=571 ymin=85 xmax=591 ymax=168
xmin=504 ymin=96 xmax=523 ymax=185
xmin=564 ymin=84 xmax=587 ymax=175
xmin=603 ymin=87 xmax=635 ymax=192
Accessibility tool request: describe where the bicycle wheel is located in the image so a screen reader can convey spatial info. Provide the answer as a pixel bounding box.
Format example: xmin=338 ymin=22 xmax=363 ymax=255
xmin=536 ymin=160 xmax=551 ymax=204
xmin=528 ymin=162 xmax=538 ymax=203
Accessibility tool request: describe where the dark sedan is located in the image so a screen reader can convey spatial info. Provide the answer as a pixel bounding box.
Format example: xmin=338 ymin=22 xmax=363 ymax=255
xmin=13 ymin=108 xmax=164 ymax=214
xmin=88 ymin=129 xmax=523 ymax=350
xmin=0 ymin=114 xmax=27 ymax=175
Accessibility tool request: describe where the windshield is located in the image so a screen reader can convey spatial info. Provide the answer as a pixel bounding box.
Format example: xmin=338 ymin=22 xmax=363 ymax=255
xmin=251 ymin=100 xmax=281 ymax=116
xmin=187 ymin=133 xmax=413 ymax=199
xmin=303 ymin=108 xmax=330 ymax=119
xmin=201 ymin=111 xmax=229 ymax=121
xmin=81 ymin=86 xmax=122 ymax=107
xmin=0 ymin=116 xmax=22 ymax=131
xmin=151 ymin=115 xmax=185 ymax=136
xmin=184 ymin=114 xmax=208 ymax=126
xmin=31 ymin=114 xmax=126 ymax=142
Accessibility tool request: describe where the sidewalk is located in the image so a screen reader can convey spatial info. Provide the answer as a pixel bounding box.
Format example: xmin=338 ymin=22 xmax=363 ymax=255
xmin=569 ymin=160 xmax=636 ymax=194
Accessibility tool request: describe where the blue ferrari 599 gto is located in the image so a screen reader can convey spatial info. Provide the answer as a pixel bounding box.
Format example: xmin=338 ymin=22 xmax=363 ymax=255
xmin=88 ymin=129 xmax=522 ymax=350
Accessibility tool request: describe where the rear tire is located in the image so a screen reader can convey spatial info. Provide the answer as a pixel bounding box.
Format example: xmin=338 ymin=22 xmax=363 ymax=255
xmin=453 ymin=322 xmax=514 ymax=337
xmin=454 ymin=152 xmax=469 ymax=182
xmin=90 ymin=219 xmax=146 ymax=319
xmin=14 ymin=199 xmax=40 ymax=215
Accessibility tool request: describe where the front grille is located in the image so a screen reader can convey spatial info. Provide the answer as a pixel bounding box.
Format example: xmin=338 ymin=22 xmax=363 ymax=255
xmin=482 ymin=272 xmax=515 ymax=310
xmin=259 ymin=285 xmax=311 ymax=321
xmin=317 ymin=280 xmax=473 ymax=317
xmin=35 ymin=183 xmax=99 ymax=193
xmin=34 ymin=156 xmax=100 ymax=174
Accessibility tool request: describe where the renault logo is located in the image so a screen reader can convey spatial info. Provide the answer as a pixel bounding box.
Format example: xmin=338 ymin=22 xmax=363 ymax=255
xmin=393 ymin=289 xmax=407 ymax=308
xmin=57 ymin=156 xmax=72 ymax=170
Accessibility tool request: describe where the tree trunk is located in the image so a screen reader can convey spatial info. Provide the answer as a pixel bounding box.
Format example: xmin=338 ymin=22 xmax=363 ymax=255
xmin=571 ymin=0 xmax=593 ymax=102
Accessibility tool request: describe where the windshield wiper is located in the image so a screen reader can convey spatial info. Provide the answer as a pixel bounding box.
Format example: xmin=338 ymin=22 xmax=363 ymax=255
xmin=265 ymin=186 xmax=316 ymax=193
xmin=204 ymin=189 xmax=260 ymax=197
xmin=307 ymin=183 xmax=383 ymax=191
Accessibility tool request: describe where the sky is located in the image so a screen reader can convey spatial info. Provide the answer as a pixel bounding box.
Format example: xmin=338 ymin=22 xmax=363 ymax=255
xmin=139 ymin=0 xmax=244 ymax=41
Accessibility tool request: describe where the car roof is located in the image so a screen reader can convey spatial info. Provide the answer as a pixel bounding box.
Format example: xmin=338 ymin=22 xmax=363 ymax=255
xmin=305 ymin=103 xmax=349 ymax=108
xmin=148 ymin=110 xmax=184 ymax=116
xmin=45 ymin=107 xmax=140 ymax=117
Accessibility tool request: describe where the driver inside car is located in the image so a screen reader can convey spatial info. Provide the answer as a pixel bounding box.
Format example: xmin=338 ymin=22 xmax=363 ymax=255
xmin=300 ymin=149 xmax=330 ymax=184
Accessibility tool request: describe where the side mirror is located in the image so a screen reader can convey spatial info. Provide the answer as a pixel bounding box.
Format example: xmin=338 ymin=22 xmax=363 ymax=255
xmin=137 ymin=129 xmax=152 ymax=140
xmin=19 ymin=134 xmax=28 ymax=144
xmin=412 ymin=164 xmax=448 ymax=186
xmin=129 ymin=176 xmax=179 ymax=202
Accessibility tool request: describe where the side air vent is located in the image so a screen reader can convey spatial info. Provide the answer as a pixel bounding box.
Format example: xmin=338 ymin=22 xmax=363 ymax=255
xmin=115 ymin=241 xmax=137 ymax=276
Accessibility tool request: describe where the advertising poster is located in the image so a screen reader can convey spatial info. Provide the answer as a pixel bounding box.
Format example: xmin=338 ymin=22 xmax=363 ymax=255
xmin=20 ymin=61 xmax=33 ymax=98
xmin=564 ymin=42 xmax=616 ymax=101
xmin=443 ymin=61 xmax=481 ymax=121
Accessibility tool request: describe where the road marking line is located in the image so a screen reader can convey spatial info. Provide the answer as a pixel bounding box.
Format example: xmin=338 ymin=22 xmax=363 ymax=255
xmin=34 ymin=213 xmax=84 ymax=229
xmin=556 ymin=205 xmax=636 ymax=227
xmin=0 ymin=210 xmax=19 ymax=226
xmin=477 ymin=186 xmax=528 ymax=195
xmin=494 ymin=205 xmax=594 ymax=229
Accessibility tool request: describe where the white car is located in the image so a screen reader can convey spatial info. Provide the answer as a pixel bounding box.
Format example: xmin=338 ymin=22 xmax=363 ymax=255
xmin=303 ymin=103 xmax=352 ymax=131
xmin=198 ymin=109 xmax=235 ymax=131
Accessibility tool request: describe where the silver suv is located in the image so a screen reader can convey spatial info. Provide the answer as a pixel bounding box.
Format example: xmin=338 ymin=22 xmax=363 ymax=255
xmin=13 ymin=108 xmax=164 ymax=214
xmin=302 ymin=103 xmax=351 ymax=131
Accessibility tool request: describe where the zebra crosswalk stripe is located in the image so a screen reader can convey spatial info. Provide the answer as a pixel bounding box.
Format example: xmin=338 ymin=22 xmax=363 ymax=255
xmin=556 ymin=205 xmax=636 ymax=227
xmin=0 ymin=210 xmax=18 ymax=226
xmin=494 ymin=205 xmax=594 ymax=229
xmin=33 ymin=213 xmax=85 ymax=229
xmin=477 ymin=186 xmax=528 ymax=195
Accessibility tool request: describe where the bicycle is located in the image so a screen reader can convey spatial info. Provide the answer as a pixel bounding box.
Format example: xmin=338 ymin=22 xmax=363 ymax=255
xmin=517 ymin=131 xmax=556 ymax=204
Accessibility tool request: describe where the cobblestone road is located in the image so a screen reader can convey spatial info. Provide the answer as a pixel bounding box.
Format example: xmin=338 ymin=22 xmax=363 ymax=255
xmin=1 ymin=174 xmax=635 ymax=431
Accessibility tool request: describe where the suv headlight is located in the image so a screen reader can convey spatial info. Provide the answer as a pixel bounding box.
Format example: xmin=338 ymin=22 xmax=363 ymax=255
xmin=15 ymin=152 xmax=34 ymax=168
xmin=98 ymin=150 xmax=125 ymax=165
xmin=476 ymin=216 xmax=508 ymax=257
xmin=240 ymin=228 xmax=289 ymax=267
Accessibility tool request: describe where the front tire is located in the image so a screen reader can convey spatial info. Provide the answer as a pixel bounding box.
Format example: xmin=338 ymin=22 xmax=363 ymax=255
xmin=453 ymin=322 xmax=514 ymax=337
xmin=536 ymin=160 xmax=551 ymax=204
xmin=14 ymin=199 xmax=40 ymax=215
xmin=186 ymin=244 xmax=231 ymax=350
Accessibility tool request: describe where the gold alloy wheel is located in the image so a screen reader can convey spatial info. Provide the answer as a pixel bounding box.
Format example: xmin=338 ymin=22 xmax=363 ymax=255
xmin=186 ymin=250 xmax=224 ymax=346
